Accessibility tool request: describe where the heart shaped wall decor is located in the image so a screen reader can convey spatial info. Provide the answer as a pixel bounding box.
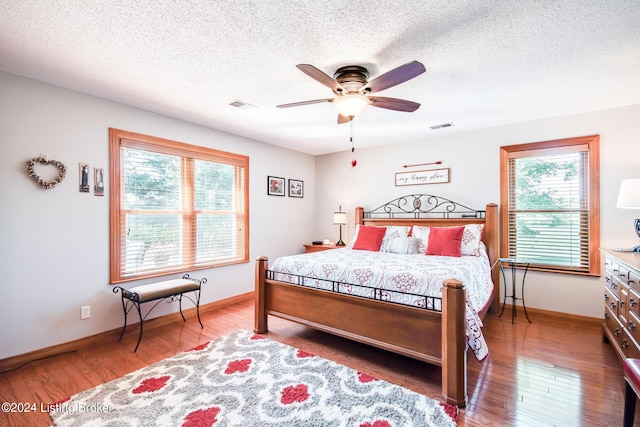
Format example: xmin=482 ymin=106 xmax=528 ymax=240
xmin=25 ymin=156 xmax=67 ymax=189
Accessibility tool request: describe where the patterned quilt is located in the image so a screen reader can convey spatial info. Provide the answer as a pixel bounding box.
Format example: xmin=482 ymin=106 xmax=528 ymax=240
xmin=269 ymin=248 xmax=493 ymax=361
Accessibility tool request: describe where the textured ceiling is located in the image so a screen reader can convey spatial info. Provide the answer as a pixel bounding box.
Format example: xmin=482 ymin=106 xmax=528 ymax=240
xmin=1 ymin=1 xmax=639 ymax=155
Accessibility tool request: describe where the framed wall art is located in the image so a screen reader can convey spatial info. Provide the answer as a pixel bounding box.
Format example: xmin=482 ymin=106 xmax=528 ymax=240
xmin=395 ymin=168 xmax=450 ymax=186
xmin=288 ymin=179 xmax=303 ymax=198
xmin=267 ymin=176 xmax=285 ymax=196
xmin=94 ymin=167 xmax=104 ymax=196
xmin=79 ymin=162 xmax=90 ymax=193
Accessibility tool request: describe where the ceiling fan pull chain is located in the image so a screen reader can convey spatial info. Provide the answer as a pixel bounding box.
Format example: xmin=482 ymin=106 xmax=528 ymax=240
xmin=350 ymin=119 xmax=357 ymax=167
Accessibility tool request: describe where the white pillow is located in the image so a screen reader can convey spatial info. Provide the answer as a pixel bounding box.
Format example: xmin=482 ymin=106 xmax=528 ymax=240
xmin=411 ymin=226 xmax=430 ymax=254
xmin=384 ymin=237 xmax=419 ymax=254
xmin=346 ymin=224 xmax=363 ymax=249
xmin=380 ymin=225 xmax=412 ymax=252
xmin=461 ymin=224 xmax=484 ymax=256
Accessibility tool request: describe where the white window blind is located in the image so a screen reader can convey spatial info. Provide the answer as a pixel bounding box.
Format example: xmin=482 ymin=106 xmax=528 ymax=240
xmin=110 ymin=129 xmax=249 ymax=283
xmin=508 ymin=150 xmax=589 ymax=271
xmin=500 ymin=135 xmax=600 ymax=276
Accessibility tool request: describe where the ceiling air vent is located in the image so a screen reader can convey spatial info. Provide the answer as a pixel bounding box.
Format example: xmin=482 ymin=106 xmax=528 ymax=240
xmin=229 ymin=99 xmax=257 ymax=110
xmin=430 ymin=122 xmax=454 ymax=130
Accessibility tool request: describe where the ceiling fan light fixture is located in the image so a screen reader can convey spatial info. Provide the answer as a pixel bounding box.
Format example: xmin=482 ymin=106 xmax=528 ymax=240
xmin=332 ymin=94 xmax=370 ymax=118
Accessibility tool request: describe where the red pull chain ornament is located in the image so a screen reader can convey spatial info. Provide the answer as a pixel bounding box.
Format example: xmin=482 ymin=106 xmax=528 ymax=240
xmin=350 ymin=119 xmax=357 ymax=167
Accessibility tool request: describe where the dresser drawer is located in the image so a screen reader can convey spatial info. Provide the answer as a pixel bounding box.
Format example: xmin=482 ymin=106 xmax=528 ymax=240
xmin=605 ymin=286 xmax=619 ymax=317
xmin=605 ymin=304 xmax=624 ymax=353
xmin=617 ymin=264 xmax=631 ymax=284
xmin=608 ymin=258 xmax=623 ymax=276
xmin=629 ymin=287 xmax=640 ymax=319
xmin=623 ymin=328 xmax=640 ymax=359
xmin=620 ymin=283 xmax=630 ymax=325
xmin=627 ymin=310 xmax=640 ymax=348
xmin=606 ymin=272 xmax=620 ymax=297
xmin=605 ymin=304 xmax=623 ymax=338
xmin=629 ymin=270 xmax=640 ymax=289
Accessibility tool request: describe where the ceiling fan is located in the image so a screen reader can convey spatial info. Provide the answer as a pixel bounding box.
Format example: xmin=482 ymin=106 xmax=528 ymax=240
xmin=276 ymin=61 xmax=426 ymax=124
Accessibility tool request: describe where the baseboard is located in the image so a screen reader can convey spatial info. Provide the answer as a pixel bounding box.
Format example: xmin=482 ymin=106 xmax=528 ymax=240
xmin=0 ymin=292 xmax=254 ymax=373
xmin=498 ymin=303 xmax=602 ymax=324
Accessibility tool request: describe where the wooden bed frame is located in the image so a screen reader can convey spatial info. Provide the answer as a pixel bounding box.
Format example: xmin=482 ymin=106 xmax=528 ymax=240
xmin=255 ymin=195 xmax=499 ymax=407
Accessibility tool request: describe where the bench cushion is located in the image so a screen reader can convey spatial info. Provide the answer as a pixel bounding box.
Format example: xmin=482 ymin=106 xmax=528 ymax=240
xmin=625 ymin=358 xmax=640 ymax=397
xmin=128 ymin=279 xmax=200 ymax=303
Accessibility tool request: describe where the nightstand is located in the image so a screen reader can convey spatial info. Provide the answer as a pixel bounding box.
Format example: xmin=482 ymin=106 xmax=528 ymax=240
xmin=498 ymin=258 xmax=532 ymax=324
xmin=304 ymin=244 xmax=341 ymax=253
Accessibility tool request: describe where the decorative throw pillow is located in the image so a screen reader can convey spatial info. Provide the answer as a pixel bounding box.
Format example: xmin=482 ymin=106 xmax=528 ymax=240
xmin=425 ymin=226 xmax=465 ymax=257
xmin=411 ymin=226 xmax=431 ymax=254
xmin=345 ymin=224 xmax=362 ymax=249
xmin=380 ymin=225 xmax=412 ymax=252
xmin=349 ymin=225 xmax=410 ymax=250
xmin=352 ymin=226 xmax=387 ymax=251
xmin=461 ymin=224 xmax=485 ymax=256
xmin=385 ymin=237 xmax=419 ymax=254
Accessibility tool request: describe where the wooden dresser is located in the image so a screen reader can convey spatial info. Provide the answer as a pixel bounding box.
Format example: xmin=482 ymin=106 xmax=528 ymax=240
xmin=602 ymin=249 xmax=640 ymax=360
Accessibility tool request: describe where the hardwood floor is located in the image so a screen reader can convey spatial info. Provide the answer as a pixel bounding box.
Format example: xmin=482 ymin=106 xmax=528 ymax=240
xmin=0 ymin=299 xmax=630 ymax=426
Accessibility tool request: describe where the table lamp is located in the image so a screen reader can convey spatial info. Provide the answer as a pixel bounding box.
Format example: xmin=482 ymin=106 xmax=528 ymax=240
xmin=333 ymin=206 xmax=347 ymax=246
xmin=616 ymin=178 xmax=640 ymax=252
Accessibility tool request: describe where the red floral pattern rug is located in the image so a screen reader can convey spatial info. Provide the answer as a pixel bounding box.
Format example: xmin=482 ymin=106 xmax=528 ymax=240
xmin=49 ymin=330 xmax=457 ymax=426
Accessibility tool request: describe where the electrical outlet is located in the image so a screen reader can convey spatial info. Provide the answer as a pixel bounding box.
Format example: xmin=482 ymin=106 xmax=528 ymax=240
xmin=80 ymin=305 xmax=91 ymax=320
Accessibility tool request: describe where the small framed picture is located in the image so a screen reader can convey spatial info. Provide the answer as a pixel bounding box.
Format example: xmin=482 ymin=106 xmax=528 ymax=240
xmin=267 ymin=176 xmax=285 ymax=196
xmin=94 ymin=167 xmax=104 ymax=196
xmin=79 ymin=163 xmax=90 ymax=193
xmin=288 ymin=179 xmax=303 ymax=198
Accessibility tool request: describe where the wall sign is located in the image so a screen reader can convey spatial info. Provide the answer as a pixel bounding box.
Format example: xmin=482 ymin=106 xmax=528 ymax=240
xmin=394 ymin=168 xmax=450 ymax=186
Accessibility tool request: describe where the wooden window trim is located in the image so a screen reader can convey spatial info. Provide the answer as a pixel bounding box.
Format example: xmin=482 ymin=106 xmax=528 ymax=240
xmin=499 ymin=135 xmax=600 ymax=276
xmin=109 ymin=128 xmax=250 ymax=284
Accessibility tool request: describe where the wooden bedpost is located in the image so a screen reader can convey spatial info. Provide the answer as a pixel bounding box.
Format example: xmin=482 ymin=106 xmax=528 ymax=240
xmin=254 ymin=256 xmax=268 ymax=334
xmin=441 ymin=278 xmax=467 ymax=407
xmin=355 ymin=206 xmax=364 ymax=225
xmin=484 ymin=203 xmax=500 ymax=311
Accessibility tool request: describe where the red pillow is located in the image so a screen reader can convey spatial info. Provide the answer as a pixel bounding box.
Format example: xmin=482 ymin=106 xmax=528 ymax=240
xmin=425 ymin=226 xmax=465 ymax=257
xmin=352 ymin=226 xmax=387 ymax=251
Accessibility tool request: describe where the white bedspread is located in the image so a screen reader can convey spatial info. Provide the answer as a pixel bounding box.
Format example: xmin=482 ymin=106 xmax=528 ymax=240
xmin=269 ymin=248 xmax=493 ymax=361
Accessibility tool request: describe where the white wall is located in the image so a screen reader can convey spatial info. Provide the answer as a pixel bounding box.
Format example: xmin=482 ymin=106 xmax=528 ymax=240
xmin=0 ymin=71 xmax=316 ymax=359
xmin=315 ymin=104 xmax=640 ymax=318
xmin=2 ymin=69 xmax=637 ymax=359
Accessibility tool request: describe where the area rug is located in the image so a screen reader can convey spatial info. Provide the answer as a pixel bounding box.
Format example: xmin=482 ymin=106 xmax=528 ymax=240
xmin=49 ymin=330 xmax=457 ymax=426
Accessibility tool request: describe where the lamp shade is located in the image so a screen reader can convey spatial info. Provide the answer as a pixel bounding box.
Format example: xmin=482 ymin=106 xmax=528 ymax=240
xmin=333 ymin=211 xmax=347 ymax=225
xmin=617 ymin=178 xmax=640 ymax=209
xmin=332 ymin=94 xmax=370 ymax=118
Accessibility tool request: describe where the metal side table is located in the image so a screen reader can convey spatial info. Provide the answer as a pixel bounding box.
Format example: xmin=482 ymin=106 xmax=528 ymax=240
xmin=498 ymin=258 xmax=532 ymax=324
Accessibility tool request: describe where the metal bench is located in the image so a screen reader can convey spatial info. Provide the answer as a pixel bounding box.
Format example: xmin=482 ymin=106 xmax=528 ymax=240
xmin=113 ymin=274 xmax=206 ymax=352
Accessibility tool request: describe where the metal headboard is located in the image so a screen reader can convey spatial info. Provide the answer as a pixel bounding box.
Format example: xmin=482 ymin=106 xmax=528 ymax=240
xmin=364 ymin=194 xmax=485 ymax=219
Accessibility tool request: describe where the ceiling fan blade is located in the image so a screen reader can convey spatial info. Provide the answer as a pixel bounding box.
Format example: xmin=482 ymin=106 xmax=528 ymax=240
xmin=337 ymin=114 xmax=352 ymax=124
xmin=296 ymin=64 xmax=345 ymax=94
xmin=363 ymin=61 xmax=426 ymax=94
xmin=369 ymin=96 xmax=421 ymax=112
xmin=276 ymin=98 xmax=333 ymax=108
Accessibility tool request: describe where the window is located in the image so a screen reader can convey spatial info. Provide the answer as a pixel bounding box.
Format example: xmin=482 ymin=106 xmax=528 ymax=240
xmin=109 ymin=128 xmax=249 ymax=283
xmin=499 ymin=135 xmax=600 ymax=275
